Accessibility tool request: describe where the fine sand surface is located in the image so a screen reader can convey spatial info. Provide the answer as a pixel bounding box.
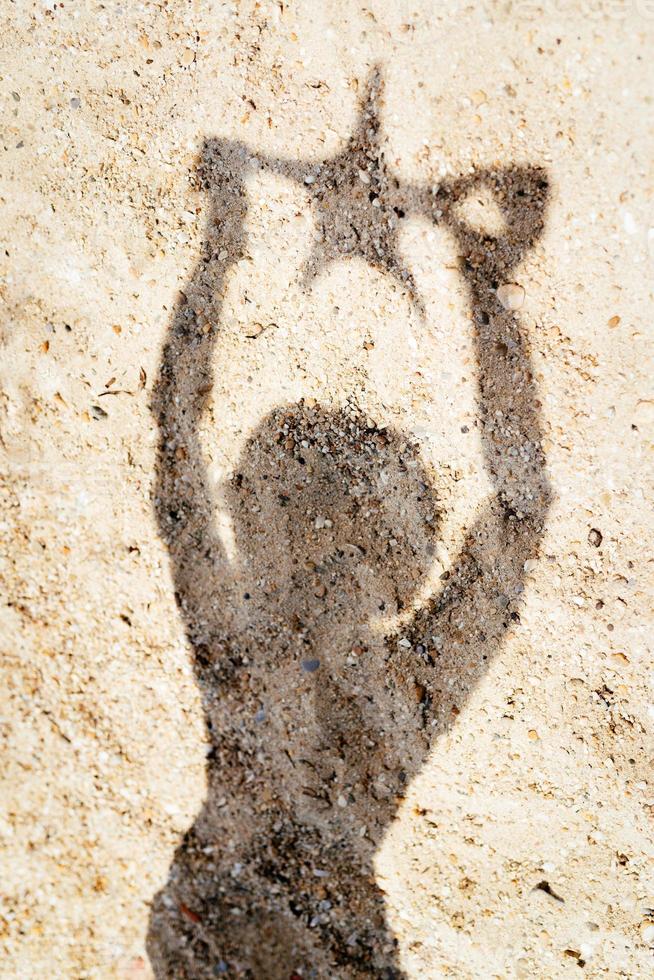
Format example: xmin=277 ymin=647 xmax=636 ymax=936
xmin=1 ymin=2 xmax=653 ymax=978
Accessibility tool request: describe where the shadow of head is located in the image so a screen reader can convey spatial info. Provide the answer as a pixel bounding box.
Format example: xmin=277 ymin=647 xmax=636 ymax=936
xmin=226 ymin=401 xmax=440 ymax=632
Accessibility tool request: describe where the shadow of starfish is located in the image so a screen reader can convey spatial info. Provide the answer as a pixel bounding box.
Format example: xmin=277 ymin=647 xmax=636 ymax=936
xmin=259 ymin=66 xmax=425 ymax=314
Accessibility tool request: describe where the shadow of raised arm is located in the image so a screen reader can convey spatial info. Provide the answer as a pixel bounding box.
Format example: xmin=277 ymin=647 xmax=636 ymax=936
xmin=152 ymin=139 xmax=251 ymax=653
xmin=386 ymin=167 xmax=552 ymax=736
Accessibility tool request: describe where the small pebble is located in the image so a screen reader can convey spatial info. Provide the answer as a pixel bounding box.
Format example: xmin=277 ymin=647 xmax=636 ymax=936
xmin=301 ymin=659 xmax=320 ymax=673
xmin=588 ymin=528 xmax=602 ymax=547
xmin=314 ymin=515 xmax=333 ymax=529
xmin=623 ymin=211 xmax=637 ymax=234
xmin=497 ymin=282 xmax=525 ymax=310
xmin=611 ymin=652 xmax=629 ymax=664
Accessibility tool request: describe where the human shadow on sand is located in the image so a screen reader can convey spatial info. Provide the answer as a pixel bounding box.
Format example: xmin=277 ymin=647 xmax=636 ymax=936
xmin=147 ymin=69 xmax=551 ymax=978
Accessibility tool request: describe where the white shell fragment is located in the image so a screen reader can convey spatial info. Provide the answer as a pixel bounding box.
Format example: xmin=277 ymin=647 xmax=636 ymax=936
xmin=497 ymin=282 xmax=526 ymax=310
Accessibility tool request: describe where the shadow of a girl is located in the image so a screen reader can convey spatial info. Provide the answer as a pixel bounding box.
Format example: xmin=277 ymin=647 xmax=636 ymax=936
xmin=147 ymin=72 xmax=550 ymax=978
